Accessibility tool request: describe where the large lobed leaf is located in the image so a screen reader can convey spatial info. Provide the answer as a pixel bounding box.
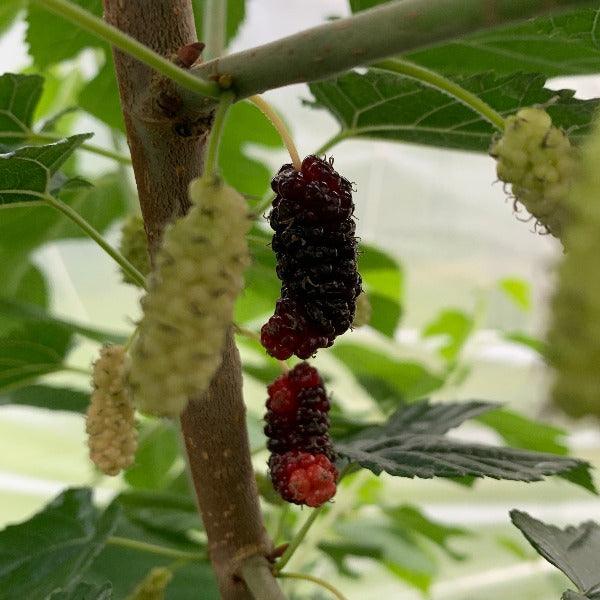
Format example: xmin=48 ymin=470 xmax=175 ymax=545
xmin=309 ymin=70 xmax=599 ymax=153
xmin=350 ymin=2 xmax=600 ymax=77
xmin=50 ymin=582 xmax=112 ymax=600
xmin=0 ymin=488 xmax=118 ymax=600
xmin=336 ymin=400 xmax=591 ymax=485
xmin=511 ymin=511 xmax=600 ymax=599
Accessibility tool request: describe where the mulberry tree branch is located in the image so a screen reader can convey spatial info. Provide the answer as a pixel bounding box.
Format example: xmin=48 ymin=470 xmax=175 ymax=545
xmin=192 ymin=0 xmax=594 ymax=99
xmin=101 ymin=1 xmax=283 ymax=598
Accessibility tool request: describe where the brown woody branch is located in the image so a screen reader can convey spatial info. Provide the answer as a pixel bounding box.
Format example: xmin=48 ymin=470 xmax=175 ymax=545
xmin=102 ymin=1 xmax=282 ymax=598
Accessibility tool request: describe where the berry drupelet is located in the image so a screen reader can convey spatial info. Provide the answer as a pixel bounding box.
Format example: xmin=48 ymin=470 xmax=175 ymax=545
xmin=261 ymin=155 xmax=361 ymax=360
xmin=265 ymin=363 xmax=338 ymax=507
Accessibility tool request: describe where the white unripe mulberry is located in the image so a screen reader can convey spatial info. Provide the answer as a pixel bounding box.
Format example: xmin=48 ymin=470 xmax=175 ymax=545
xmin=86 ymin=345 xmax=137 ymax=476
xmin=490 ymin=107 xmax=578 ymax=239
xmin=352 ymin=292 xmax=372 ymax=328
xmin=127 ymin=567 xmax=173 ymax=600
xmin=129 ymin=177 xmax=251 ymax=417
xmin=547 ymin=117 xmax=600 ymax=419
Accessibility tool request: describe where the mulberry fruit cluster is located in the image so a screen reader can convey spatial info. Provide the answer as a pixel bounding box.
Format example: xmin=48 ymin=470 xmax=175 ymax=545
xmin=86 ymin=345 xmax=137 ymax=476
xmin=128 ymin=177 xmax=251 ymax=417
xmin=261 ymin=155 xmax=361 ymax=359
xmin=119 ymin=214 xmax=151 ymax=285
xmin=547 ymin=117 xmax=600 ymax=419
xmin=490 ymin=107 xmax=578 ymax=240
xmin=265 ymin=363 xmax=338 ymax=507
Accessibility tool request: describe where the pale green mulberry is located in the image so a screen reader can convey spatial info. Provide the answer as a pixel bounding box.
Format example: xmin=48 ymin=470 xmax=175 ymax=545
xmin=490 ymin=107 xmax=578 ymax=240
xmin=86 ymin=345 xmax=137 ymax=476
xmin=128 ymin=177 xmax=251 ymax=417
xmin=547 ymin=116 xmax=600 ymax=419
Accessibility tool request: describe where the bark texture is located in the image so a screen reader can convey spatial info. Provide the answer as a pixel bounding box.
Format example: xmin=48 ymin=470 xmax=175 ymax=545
xmin=102 ymin=1 xmax=278 ymax=597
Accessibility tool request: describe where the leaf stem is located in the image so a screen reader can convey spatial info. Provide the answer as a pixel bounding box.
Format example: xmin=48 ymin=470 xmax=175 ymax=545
xmin=203 ymin=0 xmax=228 ymax=61
xmin=107 ymin=536 xmax=205 ymax=561
xmin=30 ymin=0 xmax=220 ymax=99
xmin=372 ymin=59 xmax=505 ymax=131
xmin=277 ymin=572 xmax=349 ymax=600
xmin=43 ymin=194 xmax=146 ymax=288
xmin=273 ymin=504 xmax=325 ymax=575
xmin=202 ymin=92 xmax=235 ymax=180
xmin=248 ymin=96 xmax=301 ymax=170
xmin=313 ymin=132 xmax=350 ymax=157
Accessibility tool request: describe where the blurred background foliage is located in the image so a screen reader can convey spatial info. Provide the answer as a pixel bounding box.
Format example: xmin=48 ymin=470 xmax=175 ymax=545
xmin=1 ymin=1 xmax=600 ymax=599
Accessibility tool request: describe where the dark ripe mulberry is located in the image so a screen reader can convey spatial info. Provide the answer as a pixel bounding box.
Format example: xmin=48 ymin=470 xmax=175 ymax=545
xmin=268 ymin=451 xmax=338 ymax=507
xmin=261 ymin=155 xmax=361 ymax=359
xmin=265 ymin=363 xmax=337 ymax=506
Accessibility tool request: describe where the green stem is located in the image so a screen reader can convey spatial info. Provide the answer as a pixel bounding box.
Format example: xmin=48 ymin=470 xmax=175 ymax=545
xmin=273 ymin=504 xmax=324 ymax=575
xmin=44 ymin=194 xmax=146 ymax=288
xmin=373 ymin=59 xmax=505 ymax=131
xmin=202 ymin=92 xmax=235 ymax=180
xmin=277 ymin=572 xmax=349 ymax=600
xmin=203 ymin=0 xmax=228 ymax=61
xmin=30 ymin=0 xmax=220 ymax=99
xmin=313 ymin=132 xmax=350 ymax=157
xmin=107 ymin=536 xmax=205 ymax=561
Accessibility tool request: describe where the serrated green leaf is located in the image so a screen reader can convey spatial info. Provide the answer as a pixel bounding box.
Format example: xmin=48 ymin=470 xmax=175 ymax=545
xmin=50 ymin=581 xmax=112 ymax=600
xmin=309 ymin=71 xmax=599 ymax=152
xmin=0 ymin=384 xmax=88 ymax=412
xmin=0 ymin=134 xmax=92 ymax=205
xmin=358 ymin=243 xmax=403 ymax=337
xmin=511 ymin=510 xmax=600 ymax=597
xmin=499 ymin=277 xmax=532 ymax=311
xmin=422 ymin=309 xmax=474 ymax=362
xmin=0 ymin=488 xmax=119 ymax=600
xmin=125 ymin=423 xmax=180 ymax=491
xmin=219 ymin=101 xmax=283 ymax=199
xmin=0 ymin=322 xmax=73 ymax=392
xmin=356 ymin=400 xmax=498 ymax=439
xmin=349 ymin=4 xmax=600 ymax=78
xmin=337 ymin=400 xmax=588 ymax=483
xmin=0 ymin=73 xmax=44 ymax=146
xmin=331 ymin=343 xmax=444 ymax=405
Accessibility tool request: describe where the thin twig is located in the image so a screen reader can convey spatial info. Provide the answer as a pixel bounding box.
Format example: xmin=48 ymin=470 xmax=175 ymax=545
xmin=248 ymin=96 xmax=301 ymax=170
